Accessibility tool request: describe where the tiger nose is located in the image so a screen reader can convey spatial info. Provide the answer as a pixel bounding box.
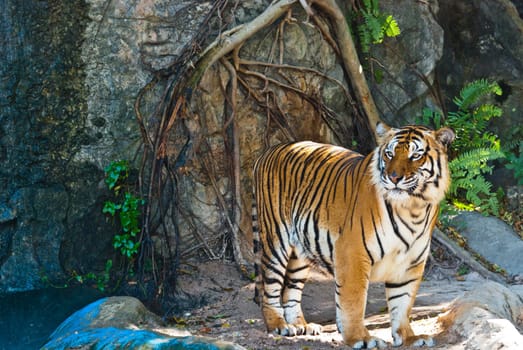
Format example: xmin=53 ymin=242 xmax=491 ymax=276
xmin=389 ymin=171 xmax=402 ymax=184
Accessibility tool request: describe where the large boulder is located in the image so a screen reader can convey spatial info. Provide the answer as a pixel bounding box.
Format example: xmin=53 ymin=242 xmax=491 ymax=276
xmin=439 ymin=281 xmax=523 ymax=349
xmin=42 ymin=296 xmax=245 ymax=350
xmin=451 ymin=211 xmax=523 ymax=278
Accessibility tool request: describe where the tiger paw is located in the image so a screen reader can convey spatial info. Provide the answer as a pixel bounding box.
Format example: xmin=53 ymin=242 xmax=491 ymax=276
xmin=347 ymin=336 xmax=387 ymax=349
xmin=302 ymin=322 xmax=322 ymax=335
xmin=412 ymin=337 xmax=435 ymax=347
xmin=272 ymin=322 xmax=322 ymax=336
xmin=392 ymin=334 xmax=434 ymax=347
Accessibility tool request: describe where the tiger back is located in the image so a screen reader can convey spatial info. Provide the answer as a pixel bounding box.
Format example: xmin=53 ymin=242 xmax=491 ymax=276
xmin=253 ymin=123 xmax=454 ymax=349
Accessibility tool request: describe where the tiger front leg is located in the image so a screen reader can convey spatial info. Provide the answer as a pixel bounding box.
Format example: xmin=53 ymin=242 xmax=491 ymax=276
xmin=334 ymin=247 xmax=387 ymax=349
xmin=385 ymin=273 xmax=434 ymax=347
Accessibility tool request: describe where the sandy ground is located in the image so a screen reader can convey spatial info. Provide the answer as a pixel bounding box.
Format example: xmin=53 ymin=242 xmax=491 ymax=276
xmin=166 ymin=245 xmax=490 ymax=350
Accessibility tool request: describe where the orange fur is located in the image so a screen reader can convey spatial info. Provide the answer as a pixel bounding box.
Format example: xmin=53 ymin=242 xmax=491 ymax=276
xmin=253 ymin=124 xmax=454 ymax=348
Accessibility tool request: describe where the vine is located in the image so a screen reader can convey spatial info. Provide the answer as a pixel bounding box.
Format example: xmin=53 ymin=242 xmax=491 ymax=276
xmin=130 ymin=0 xmax=387 ymax=305
xmin=103 ymin=160 xmax=144 ymax=259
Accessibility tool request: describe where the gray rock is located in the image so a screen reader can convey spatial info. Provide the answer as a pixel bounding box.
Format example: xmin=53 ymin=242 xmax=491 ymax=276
xmin=42 ymin=296 xmax=245 ymax=350
xmin=452 ymin=211 xmax=523 ymax=277
xmin=437 ymin=0 xmax=523 ymax=146
xmin=439 ymin=281 xmax=523 ymax=349
xmin=369 ymin=0 xmax=444 ymax=124
xmin=506 ymin=185 xmax=523 ymax=212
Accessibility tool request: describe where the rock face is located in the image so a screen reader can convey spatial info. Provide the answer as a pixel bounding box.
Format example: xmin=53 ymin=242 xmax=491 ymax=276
xmin=0 ymin=0 xmax=237 ymax=292
xmin=0 ymin=0 xmax=108 ymax=292
xmin=0 ymin=0 xmax=521 ymax=295
xmin=368 ymin=0 xmax=444 ymax=124
xmin=437 ymin=0 xmax=523 ymax=145
xmin=451 ymin=212 xmax=523 ymax=278
xmin=42 ymin=296 xmax=246 ymax=350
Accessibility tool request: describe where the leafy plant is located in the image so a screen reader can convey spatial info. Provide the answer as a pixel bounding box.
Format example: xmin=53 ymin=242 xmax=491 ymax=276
xmin=74 ymin=259 xmax=113 ymax=292
xmin=420 ymin=79 xmax=505 ymax=216
xmin=103 ymin=160 xmax=144 ymax=259
xmin=355 ymin=0 xmax=401 ymax=53
xmin=41 ymin=259 xmax=113 ymax=292
xmin=448 ymin=148 xmax=504 ymax=215
xmin=505 ymin=141 xmax=523 ymax=185
xmin=447 ymin=79 xmax=503 ymax=152
xmin=104 ymin=159 xmax=129 ymax=193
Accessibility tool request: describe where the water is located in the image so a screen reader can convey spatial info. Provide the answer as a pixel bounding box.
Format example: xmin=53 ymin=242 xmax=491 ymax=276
xmin=0 ymin=286 xmax=104 ymax=349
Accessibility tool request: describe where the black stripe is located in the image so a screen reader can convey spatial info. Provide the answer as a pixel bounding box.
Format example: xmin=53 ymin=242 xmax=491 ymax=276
xmin=264 ymin=291 xmax=281 ymax=299
xmin=414 ymin=205 xmax=433 ymax=241
xmin=398 ymin=213 xmax=416 ymax=234
xmin=385 ymin=200 xmax=410 ymax=250
xmin=327 ymin=230 xmax=334 ymax=268
xmin=361 ymin=217 xmax=374 ymax=265
xmin=262 ymin=257 xmax=286 ymax=280
xmin=286 ymin=264 xmax=309 ymax=274
xmin=284 ymin=282 xmax=304 ymax=290
xmin=285 ymin=277 xmax=307 ymax=285
xmin=371 ymin=212 xmax=385 ymax=259
xmin=408 ymin=127 xmax=425 ymax=139
xmin=412 ymin=204 xmax=430 ymax=225
xmin=409 ymin=240 xmax=430 ymax=269
xmin=387 ymin=292 xmax=410 ymax=302
xmin=264 ymin=277 xmax=284 ymax=286
xmin=385 ymin=278 xmax=418 ymax=289
xmin=264 ymin=236 xmax=287 ymax=271
xmin=390 ymin=306 xmax=397 ymax=313
xmin=283 ymin=300 xmax=301 ymax=308
xmin=434 ymin=152 xmax=443 ymax=188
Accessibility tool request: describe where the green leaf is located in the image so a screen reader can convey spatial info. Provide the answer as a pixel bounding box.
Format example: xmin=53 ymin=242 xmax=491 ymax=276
xmin=104 ymin=160 xmax=129 ymax=191
xmin=454 ymin=79 xmax=502 ymax=111
xmin=383 ymin=15 xmax=400 ymax=37
xmin=102 ymin=201 xmax=120 ymax=216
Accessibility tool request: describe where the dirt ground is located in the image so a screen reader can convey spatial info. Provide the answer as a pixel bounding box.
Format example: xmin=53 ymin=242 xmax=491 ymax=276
xmin=166 ymin=241 xmax=498 ymax=349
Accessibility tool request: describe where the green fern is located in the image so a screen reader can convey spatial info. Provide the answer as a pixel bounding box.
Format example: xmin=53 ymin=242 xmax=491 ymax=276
xmin=356 ymin=0 xmax=400 ymax=53
xmin=453 ymin=79 xmax=502 ymax=111
xmin=446 ymin=80 xmax=503 ymax=153
xmin=449 ymin=148 xmax=504 ymax=174
xmin=449 ymin=148 xmax=504 ymax=215
xmin=383 ymin=15 xmax=400 ymax=38
xmin=419 ymin=79 xmax=505 ymax=216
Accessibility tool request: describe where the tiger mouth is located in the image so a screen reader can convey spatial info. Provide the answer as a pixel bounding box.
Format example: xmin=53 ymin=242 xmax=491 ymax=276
xmin=384 ymin=181 xmax=418 ymax=194
xmin=390 ymin=187 xmax=416 ymax=194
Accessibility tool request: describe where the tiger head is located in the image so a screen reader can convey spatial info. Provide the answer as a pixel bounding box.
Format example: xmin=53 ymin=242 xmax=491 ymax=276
xmin=372 ymin=123 xmax=455 ymax=203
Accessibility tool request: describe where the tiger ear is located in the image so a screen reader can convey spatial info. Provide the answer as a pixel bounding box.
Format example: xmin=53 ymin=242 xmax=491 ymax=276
xmin=375 ymin=122 xmax=392 ymax=143
xmin=436 ymin=127 xmax=455 ymax=147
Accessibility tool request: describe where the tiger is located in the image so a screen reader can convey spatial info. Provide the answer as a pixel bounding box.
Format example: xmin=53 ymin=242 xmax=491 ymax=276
xmin=252 ymin=123 xmax=455 ymax=349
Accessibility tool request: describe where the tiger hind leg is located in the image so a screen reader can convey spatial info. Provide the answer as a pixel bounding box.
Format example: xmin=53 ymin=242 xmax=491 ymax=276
xmin=260 ymin=245 xmax=294 ymax=336
xmin=281 ymin=253 xmax=322 ymax=336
